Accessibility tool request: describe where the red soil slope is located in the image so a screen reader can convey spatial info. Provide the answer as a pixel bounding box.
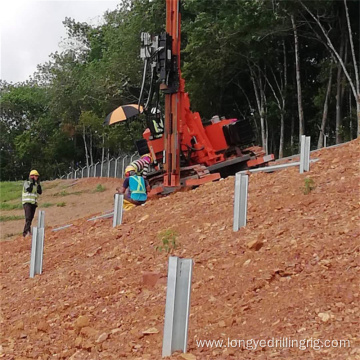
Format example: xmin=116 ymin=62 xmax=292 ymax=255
xmin=1 ymin=139 xmax=359 ymax=360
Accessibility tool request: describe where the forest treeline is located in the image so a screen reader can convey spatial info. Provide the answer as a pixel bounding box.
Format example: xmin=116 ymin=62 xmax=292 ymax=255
xmin=1 ymin=0 xmax=359 ymax=180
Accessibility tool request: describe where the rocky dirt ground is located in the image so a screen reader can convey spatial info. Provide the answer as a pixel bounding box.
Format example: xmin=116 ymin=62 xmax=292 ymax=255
xmin=0 ymin=139 xmax=359 ymax=360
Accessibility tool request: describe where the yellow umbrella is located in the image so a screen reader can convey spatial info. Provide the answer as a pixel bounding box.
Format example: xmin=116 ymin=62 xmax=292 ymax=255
xmin=104 ymin=104 xmax=143 ymax=125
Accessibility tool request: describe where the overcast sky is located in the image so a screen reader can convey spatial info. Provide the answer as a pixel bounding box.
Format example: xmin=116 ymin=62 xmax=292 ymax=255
xmin=0 ymin=0 xmax=119 ymax=83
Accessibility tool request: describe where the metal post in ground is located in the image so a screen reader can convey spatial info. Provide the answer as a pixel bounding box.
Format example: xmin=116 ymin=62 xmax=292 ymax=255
xmin=300 ymin=135 xmax=311 ymax=173
xmin=37 ymin=210 xmax=45 ymax=229
xmin=304 ymin=136 xmax=311 ymax=172
xmin=112 ymin=194 xmax=123 ymax=227
xmin=324 ymin=134 xmax=328 ymax=148
xmin=299 ymin=135 xmax=306 ymax=174
xmin=233 ymin=173 xmax=249 ymax=232
xmin=162 ymin=256 xmax=193 ymax=358
xmin=29 ymin=227 xmax=45 ymax=278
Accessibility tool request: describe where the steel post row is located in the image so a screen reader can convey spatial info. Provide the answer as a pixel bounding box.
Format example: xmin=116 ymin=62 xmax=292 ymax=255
xmin=233 ymin=173 xmax=249 ymax=232
xmin=113 ymin=194 xmax=124 ymax=227
xmin=162 ymin=256 xmax=193 ymax=357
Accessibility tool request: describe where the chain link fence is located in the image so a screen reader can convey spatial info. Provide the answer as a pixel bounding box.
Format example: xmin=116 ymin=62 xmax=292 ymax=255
xmin=60 ymin=152 xmax=139 ymax=180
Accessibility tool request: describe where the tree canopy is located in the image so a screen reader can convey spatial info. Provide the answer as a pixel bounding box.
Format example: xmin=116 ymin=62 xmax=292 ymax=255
xmin=1 ymin=0 xmax=358 ymax=180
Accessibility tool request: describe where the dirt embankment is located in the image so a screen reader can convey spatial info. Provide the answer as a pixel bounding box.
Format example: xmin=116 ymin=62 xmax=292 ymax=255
xmin=0 ymin=139 xmax=359 ymax=359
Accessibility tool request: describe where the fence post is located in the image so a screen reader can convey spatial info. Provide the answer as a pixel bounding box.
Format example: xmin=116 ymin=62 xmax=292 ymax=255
xmin=94 ymin=162 xmax=99 ymax=177
xmin=113 ymin=194 xmax=124 ymax=227
xmin=107 ymin=159 xmax=112 ymax=178
xmin=324 ymin=134 xmax=327 ymax=148
xmin=162 ymin=256 xmax=193 ymax=357
xmin=130 ymin=152 xmax=138 ymax=163
xmin=121 ymin=155 xmax=128 ymax=178
xmin=114 ymin=157 xmax=119 ymax=178
xmin=233 ymin=173 xmax=249 ymax=231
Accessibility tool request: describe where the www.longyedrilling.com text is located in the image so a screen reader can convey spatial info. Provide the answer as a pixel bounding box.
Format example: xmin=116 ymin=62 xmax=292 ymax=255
xmin=196 ymin=337 xmax=351 ymax=351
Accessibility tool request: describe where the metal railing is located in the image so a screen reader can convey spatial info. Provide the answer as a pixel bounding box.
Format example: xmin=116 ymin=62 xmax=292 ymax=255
xmin=61 ymin=152 xmax=139 ymax=180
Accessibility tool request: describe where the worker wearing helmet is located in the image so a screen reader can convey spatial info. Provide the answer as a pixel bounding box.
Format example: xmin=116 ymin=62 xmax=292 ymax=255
xmin=22 ymin=170 xmax=42 ymax=237
xmin=126 ymin=153 xmax=153 ymax=179
xmin=118 ymin=170 xmax=149 ymax=206
xmin=124 ymin=165 xmax=137 ymax=178
xmin=115 ymin=155 xmax=152 ymax=201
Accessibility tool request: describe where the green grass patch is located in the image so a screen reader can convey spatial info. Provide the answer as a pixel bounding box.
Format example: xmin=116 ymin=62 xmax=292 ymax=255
xmin=40 ymin=202 xmax=55 ymax=208
xmin=94 ymin=184 xmax=106 ymax=193
xmin=0 ymin=181 xmax=23 ymax=203
xmin=155 ymin=229 xmax=179 ymax=253
xmin=0 ymin=215 xmax=24 ymax=222
xmin=53 ymin=190 xmax=84 ymax=197
xmin=0 ymin=202 xmax=23 ymax=210
xmin=56 ymin=202 xmax=66 ymax=207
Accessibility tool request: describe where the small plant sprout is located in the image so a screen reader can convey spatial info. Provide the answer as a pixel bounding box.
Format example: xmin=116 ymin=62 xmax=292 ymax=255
xmin=94 ymin=184 xmax=106 ymax=192
xmin=303 ymin=177 xmax=316 ymax=195
xmin=155 ymin=229 xmax=179 ymax=253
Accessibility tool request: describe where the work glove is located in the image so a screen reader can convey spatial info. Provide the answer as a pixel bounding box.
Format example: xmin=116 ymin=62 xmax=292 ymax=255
xmin=32 ymin=178 xmax=36 ymax=185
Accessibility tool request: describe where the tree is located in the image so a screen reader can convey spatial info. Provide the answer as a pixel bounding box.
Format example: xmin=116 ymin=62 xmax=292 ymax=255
xmin=300 ymin=0 xmax=359 ymax=137
xmin=317 ymin=63 xmax=333 ymax=148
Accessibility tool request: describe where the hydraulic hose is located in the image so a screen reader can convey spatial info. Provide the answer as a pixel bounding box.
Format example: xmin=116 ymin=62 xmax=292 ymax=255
xmin=138 ymin=58 xmax=148 ymax=110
